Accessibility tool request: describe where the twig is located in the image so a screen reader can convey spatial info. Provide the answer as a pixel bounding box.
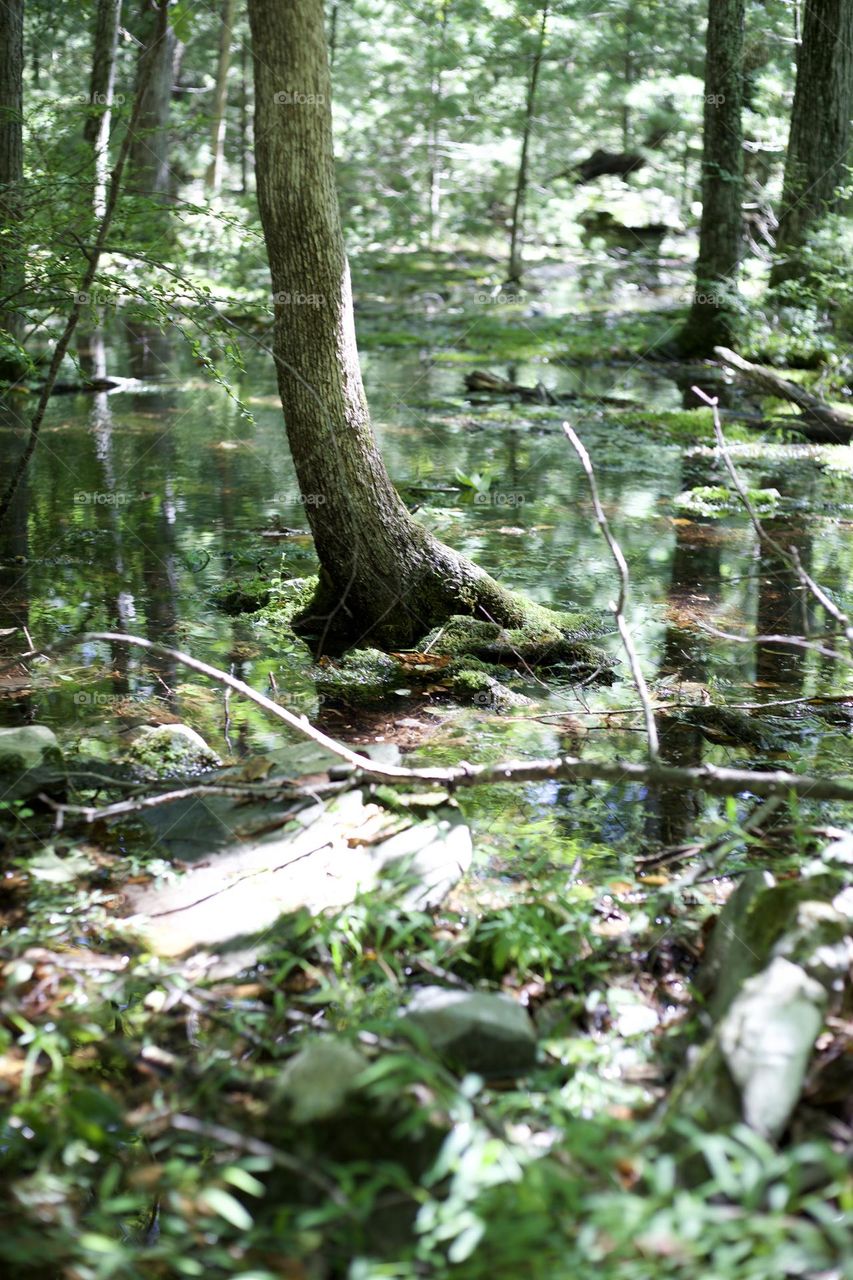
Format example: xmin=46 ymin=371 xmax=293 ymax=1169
xmin=694 ymin=618 xmax=853 ymax=668
xmin=562 ymin=422 xmax=659 ymax=758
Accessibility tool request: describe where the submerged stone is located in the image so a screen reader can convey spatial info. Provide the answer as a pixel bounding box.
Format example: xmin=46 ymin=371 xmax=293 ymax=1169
xmin=128 ymin=723 xmax=221 ymax=779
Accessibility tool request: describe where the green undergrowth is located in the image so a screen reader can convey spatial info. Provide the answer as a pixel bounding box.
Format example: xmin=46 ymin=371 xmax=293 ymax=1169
xmin=0 ymin=792 xmax=850 ymax=1280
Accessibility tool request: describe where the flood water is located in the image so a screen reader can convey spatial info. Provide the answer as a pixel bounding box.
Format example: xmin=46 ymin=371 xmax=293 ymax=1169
xmin=1 ymin=256 xmax=852 ymax=849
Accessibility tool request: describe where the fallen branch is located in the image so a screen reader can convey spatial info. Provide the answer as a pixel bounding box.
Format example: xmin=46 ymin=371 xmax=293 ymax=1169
xmin=464 ymin=369 xmax=633 ymax=409
xmin=14 ymin=631 xmax=853 ymax=807
xmin=715 ymin=346 xmax=853 ymax=442
xmin=562 ymin=422 xmax=659 ymax=759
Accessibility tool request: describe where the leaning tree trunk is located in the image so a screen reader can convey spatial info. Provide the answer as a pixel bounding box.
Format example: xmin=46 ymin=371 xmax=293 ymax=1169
xmin=247 ymin=0 xmax=569 ymax=650
xmin=507 ymin=2 xmax=548 ymax=286
xmin=769 ymin=0 xmax=853 ymax=289
xmin=204 ymin=0 xmax=236 ymax=194
xmin=0 ymin=0 xmax=25 ymax=381
xmin=676 ymin=0 xmax=745 ymax=357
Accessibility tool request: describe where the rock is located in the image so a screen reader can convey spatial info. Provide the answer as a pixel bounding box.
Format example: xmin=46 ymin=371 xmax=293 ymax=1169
xmin=401 ymin=987 xmax=537 ymax=1077
xmin=125 ymin=789 xmax=471 ymax=957
xmin=315 ymin=648 xmax=407 ymax=707
xmin=128 ymin=724 xmax=220 ymax=779
xmin=0 ymin=725 xmax=62 ymax=773
xmin=698 ymin=869 xmax=840 ymax=1018
xmin=719 ymin=956 xmax=826 ymax=1140
xmin=278 ymin=1038 xmax=369 ymax=1123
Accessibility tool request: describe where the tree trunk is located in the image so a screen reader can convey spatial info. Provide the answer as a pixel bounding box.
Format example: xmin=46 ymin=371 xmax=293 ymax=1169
xmin=129 ymin=0 xmax=176 ymax=201
xmin=85 ymin=0 xmax=121 ymax=220
xmin=0 ymin=0 xmax=25 ymax=381
xmin=204 ymin=0 xmax=236 ymax=193
xmin=676 ymin=0 xmax=745 ymax=357
xmin=507 ymin=3 xmax=548 ymax=286
xmin=247 ymin=0 xmax=576 ymax=652
xmin=80 ymin=0 xmax=121 ymax=384
xmin=769 ymin=0 xmax=853 ymax=288
xmin=426 ymin=2 xmax=449 ymax=248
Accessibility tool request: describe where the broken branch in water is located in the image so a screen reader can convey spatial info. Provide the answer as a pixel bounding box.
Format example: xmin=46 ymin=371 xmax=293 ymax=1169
xmin=714 ymin=346 xmax=853 ymax=442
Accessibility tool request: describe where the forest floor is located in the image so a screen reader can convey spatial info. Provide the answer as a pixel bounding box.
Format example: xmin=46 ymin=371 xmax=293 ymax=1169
xmin=1 ymin=247 xmax=852 ymax=1279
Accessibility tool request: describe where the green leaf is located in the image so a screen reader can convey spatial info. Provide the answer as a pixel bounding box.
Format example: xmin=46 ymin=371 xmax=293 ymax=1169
xmin=197 ymin=1187 xmax=253 ymax=1231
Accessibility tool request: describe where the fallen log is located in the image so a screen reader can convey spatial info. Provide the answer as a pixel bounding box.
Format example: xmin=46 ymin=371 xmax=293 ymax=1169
xmin=463 ymin=369 xmax=634 ymax=409
xmin=715 ymin=346 xmax=853 ymax=443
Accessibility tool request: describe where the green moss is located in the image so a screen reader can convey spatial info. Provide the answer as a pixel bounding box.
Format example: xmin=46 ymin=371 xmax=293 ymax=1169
xmin=315 ymin=648 xmax=407 ymax=707
xmin=419 ymin=612 xmax=612 ymax=673
xmin=212 ymin=577 xmax=272 ymax=615
xmin=675 ymin=484 xmax=780 ymax=518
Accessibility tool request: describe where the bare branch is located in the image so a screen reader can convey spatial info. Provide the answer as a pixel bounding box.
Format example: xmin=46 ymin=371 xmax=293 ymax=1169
xmin=562 ymin=421 xmax=659 ymax=759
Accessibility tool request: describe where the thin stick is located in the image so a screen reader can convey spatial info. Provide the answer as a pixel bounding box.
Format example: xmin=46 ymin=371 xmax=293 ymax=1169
xmin=562 ymin=421 xmax=659 ymax=758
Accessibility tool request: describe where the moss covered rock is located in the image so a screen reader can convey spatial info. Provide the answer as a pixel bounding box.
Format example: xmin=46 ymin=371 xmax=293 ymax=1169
xmin=419 ymin=612 xmax=612 ymax=674
xmin=128 ymin=724 xmax=221 ymax=780
xmin=315 ymin=648 xmax=408 ymax=707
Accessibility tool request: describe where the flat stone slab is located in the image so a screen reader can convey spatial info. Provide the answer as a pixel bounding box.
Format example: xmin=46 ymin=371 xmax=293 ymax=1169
xmin=124 ymin=789 xmax=471 ymax=958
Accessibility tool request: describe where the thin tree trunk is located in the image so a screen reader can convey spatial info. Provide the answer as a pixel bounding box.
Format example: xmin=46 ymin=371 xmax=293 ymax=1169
xmin=85 ymin=0 xmax=121 ymax=219
xmin=247 ymin=0 xmax=576 ymax=651
xmin=426 ymin=3 xmax=449 ymax=248
xmin=81 ymin=0 xmax=122 ymax=384
xmin=239 ymin=40 xmax=249 ymax=193
xmin=129 ymin=0 xmax=176 ymax=200
xmin=0 ymin=0 xmax=170 ymax=528
xmin=204 ymin=0 xmax=236 ymax=193
xmin=676 ymin=0 xmax=745 ymax=357
xmin=770 ymin=0 xmax=853 ymax=288
xmin=0 ymin=0 xmax=25 ymax=380
xmin=507 ymin=3 xmax=548 ymax=286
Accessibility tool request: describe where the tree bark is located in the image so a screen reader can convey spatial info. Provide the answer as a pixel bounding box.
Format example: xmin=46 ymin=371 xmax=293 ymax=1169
xmin=204 ymin=0 xmax=236 ymax=194
xmin=85 ymin=0 xmax=122 ymax=220
xmin=129 ymin=0 xmax=176 ymax=201
xmin=0 ymin=0 xmax=25 ymax=380
xmin=247 ymin=0 xmax=574 ymax=651
xmin=507 ymin=3 xmax=548 ymax=285
xmin=770 ymin=0 xmax=853 ymax=288
xmin=676 ymin=0 xmax=745 ymax=357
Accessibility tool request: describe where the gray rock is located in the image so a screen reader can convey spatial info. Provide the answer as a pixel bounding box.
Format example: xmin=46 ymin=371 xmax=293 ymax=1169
xmin=402 ymin=986 xmax=537 ymax=1077
xmin=719 ymin=956 xmax=826 ymax=1140
xmin=128 ymin=724 xmax=220 ymax=779
xmin=0 ymin=725 xmax=62 ymax=773
xmin=278 ymin=1038 xmax=369 ymax=1123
